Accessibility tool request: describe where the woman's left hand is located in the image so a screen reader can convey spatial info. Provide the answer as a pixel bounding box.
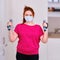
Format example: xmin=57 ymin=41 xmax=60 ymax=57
xmin=42 ymin=21 xmax=48 ymax=32
xmin=40 ymin=21 xmax=48 ymax=43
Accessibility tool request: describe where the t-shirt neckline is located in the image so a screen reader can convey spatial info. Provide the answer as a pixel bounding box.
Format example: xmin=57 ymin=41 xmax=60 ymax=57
xmin=23 ymin=23 xmax=37 ymax=27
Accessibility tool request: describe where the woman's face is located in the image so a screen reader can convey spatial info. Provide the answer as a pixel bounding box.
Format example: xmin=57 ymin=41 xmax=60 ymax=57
xmin=24 ymin=10 xmax=34 ymax=22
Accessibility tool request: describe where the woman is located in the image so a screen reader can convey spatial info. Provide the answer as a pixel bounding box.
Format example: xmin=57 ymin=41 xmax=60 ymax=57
xmin=7 ymin=6 xmax=48 ymax=60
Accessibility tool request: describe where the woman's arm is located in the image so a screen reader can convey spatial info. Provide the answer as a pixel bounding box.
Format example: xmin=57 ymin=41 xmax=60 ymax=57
xmin=8 ymin=30 xmax=18 ymax=42
xmin=40 ymin=31 xmax=48 ymax=43
xmin=7 ymin=20 xmax=18 ymax=42
xmin=40 ymin=21 xmax=48 ymax=43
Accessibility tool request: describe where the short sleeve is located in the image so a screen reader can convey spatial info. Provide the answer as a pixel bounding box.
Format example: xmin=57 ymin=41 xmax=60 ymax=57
xmin=14 ymin=24 xmax=19 ymax=34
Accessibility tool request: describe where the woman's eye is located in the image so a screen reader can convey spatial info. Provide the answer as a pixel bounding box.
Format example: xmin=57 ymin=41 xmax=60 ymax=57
xmin=25 ymin=14 xmax=33 ymax=16
xmin=30 ymin=15 xmax=32 ymax=16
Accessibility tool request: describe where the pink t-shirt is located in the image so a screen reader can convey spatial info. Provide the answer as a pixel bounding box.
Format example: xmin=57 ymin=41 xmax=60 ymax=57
xmin=14 ymin=23 xmax=44 ymax=55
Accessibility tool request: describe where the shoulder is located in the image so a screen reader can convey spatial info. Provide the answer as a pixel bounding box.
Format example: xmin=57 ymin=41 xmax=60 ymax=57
xmin=35 ymin=24 xmax=42 ymax=28
xmin=35 ymin=24 xmax=43 ymax=30
xmin=15 ymin=23 xmax=23 ymax=27
xmin=15 ymin=23 xmax=23 ymax=29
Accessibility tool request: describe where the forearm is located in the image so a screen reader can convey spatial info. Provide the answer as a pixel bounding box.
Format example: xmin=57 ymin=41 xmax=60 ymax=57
xmin=42 ymin=21 xmax=48 ymax=43
xmin=7 ymin=20 xmax=18 ymax=42
xmin=42 ymin=31 xmax=48 ymax=43
xmin=8 ymin=30 xmax=17 ymax=42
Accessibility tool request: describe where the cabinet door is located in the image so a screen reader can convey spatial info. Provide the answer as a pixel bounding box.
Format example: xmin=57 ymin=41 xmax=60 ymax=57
xmin=48 ymin=38 xmax=60 ymax=60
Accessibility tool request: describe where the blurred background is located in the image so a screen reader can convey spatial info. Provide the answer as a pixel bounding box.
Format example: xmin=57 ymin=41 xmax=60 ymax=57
xmin=48 ymin=0 xmax=60 ymax=60
xmin=1 ymin=0 xmax=60 ymax=60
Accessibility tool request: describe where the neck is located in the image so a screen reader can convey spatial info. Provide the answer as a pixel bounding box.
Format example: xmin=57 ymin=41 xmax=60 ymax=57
xmin=24 ymin=21 xmax=34 ymax=25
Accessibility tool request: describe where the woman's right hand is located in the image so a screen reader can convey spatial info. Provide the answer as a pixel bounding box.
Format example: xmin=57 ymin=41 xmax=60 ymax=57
xmin=7 ymin=20 xmax=18 ymax=42
xmin=7 ymin=20 xmax=13 ymax=26
xmin=7 ymin=20 xmax=13 ymax=31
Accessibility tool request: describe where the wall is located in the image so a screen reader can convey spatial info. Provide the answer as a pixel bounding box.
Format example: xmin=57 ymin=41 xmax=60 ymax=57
xmin=0 ymin=0 xmax=48 ymax=60
xmin=48 ymin=3 xmax=60 ymax=8
xmin=0 ymin=0 xmax=6 ymax=60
